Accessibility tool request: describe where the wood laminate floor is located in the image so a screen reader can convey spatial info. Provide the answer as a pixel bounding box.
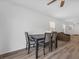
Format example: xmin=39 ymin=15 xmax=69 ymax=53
xmin=44 ymin=36 xmax=79 ymax=59
xmin=2 ymin=40 xmax=67 ymax=59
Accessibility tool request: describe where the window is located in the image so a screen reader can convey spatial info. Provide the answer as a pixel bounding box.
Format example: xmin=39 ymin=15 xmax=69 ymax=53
xmin=63 ymin=24 xmax=66 ymax=33
xmin=49 ymin=21 xmax=55 ymax=31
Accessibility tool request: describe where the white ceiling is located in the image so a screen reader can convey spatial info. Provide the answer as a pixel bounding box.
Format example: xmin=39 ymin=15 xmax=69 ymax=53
xmin=1 ymin=0 xmax=79 ymax=23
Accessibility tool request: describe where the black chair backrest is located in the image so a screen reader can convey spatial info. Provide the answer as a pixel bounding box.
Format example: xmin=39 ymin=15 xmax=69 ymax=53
xmin=51 ymin=32 xmax=58 ymax=41
xmin=25 ymin=32 xmax=29 ymax=43
xmin=45 ymin=33 xmax=51 ymax=43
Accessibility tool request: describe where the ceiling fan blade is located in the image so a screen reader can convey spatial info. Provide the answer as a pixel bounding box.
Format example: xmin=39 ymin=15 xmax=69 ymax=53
xmin=60 ymin=0 xmax=64 ymax=7
xmin=47 ymin=0 xmax=57 ymax=5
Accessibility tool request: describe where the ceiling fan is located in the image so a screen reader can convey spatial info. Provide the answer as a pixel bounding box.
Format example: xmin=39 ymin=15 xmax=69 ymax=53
xmin=47 ymin=0 xmax=65 ymax=7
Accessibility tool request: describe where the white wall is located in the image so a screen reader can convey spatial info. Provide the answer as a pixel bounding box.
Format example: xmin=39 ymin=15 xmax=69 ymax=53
xmin=0 ymin=0 xmax=64 ymax=55
xmin=73 ymin=24 xmax=79 ymax=34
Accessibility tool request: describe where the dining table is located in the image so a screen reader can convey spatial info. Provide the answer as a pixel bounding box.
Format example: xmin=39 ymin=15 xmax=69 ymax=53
xmin=29 ymin=33 xmax=58 ymax=59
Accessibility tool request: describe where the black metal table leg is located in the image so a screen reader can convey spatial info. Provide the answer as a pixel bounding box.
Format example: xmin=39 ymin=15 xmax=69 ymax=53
xmin=28 ymin=41 xmax=30 ymax=54
xmin=55 ymin=38 xmax=58 ymax=49
xmin=51 ymin=40 xmax=53 ymax=52
xmin=36 ymin=40 xmax=38 ymax=59
xmin=43 ymin=39 xmax=45 ymax=55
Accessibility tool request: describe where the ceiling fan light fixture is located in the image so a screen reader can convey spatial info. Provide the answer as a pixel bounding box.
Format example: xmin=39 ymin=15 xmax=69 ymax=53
xmin=59 ymin=0 xmax=65 ymax=7
xmin=47 ymin=0 xmax=65 ymax=7
xmin=47 ymin=0 xmax=56 ymax=5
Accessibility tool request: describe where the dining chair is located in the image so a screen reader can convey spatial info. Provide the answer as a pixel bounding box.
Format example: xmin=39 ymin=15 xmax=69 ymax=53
xmin=51 ymin=32 xmax=58 ymax=51
xmin=31 ymin=34 xmax=46 ymax=55
xmin=36 ymin=33 xmax=52 ymax=56
xmin=25 ymin=32 xmax=36 ymax=54
xmin=25 ymin=32 xmax=46 ymax=55
xmin=44 ymin=33 xmax=52 ymax=52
